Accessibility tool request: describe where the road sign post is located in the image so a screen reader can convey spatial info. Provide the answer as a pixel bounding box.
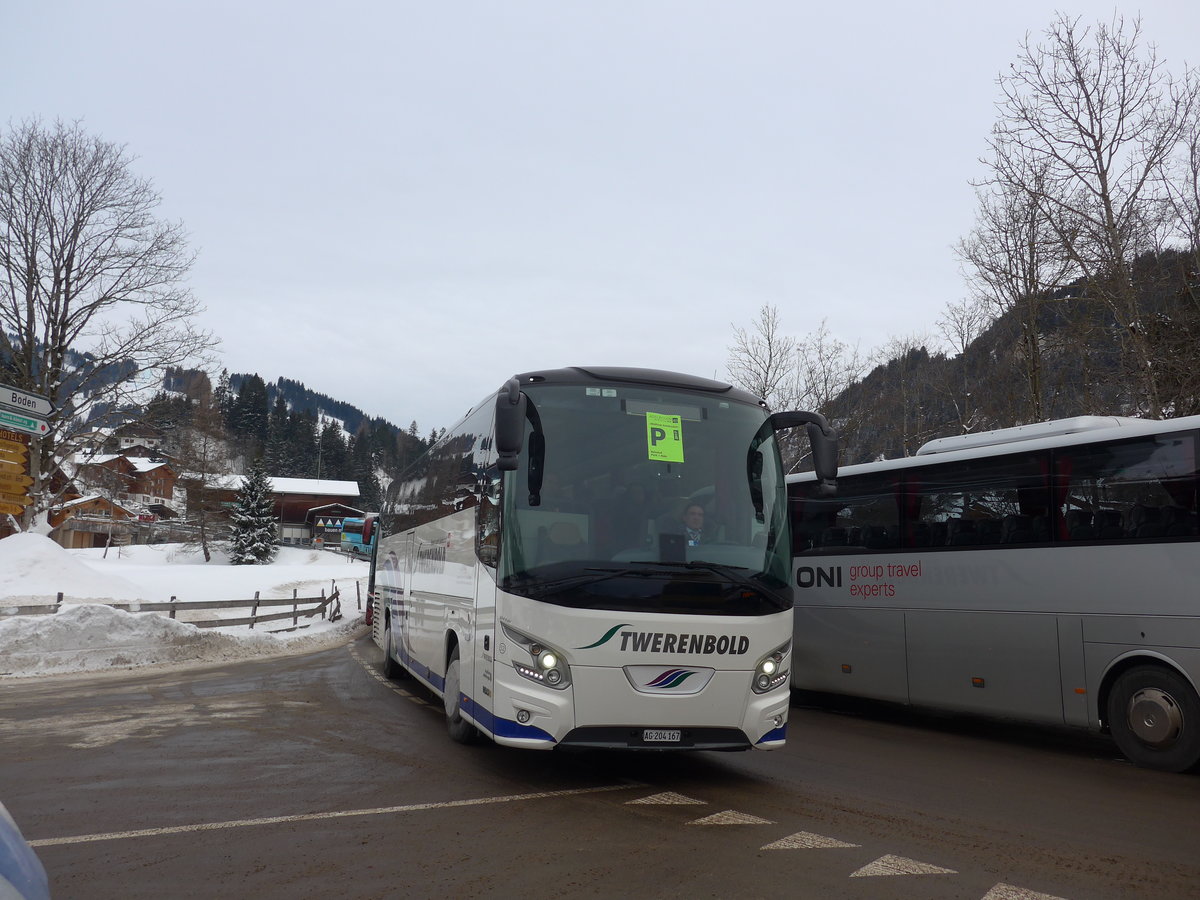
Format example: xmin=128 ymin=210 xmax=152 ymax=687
xmin=0 ymin=383 xmax=55 ymax=419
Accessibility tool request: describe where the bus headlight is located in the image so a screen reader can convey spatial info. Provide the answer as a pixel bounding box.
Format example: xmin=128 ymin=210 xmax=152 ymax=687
xmin=752 ymin=640 xmax=790 ymax=694
xmin=502 ymin=623 xmax=572 ymax=691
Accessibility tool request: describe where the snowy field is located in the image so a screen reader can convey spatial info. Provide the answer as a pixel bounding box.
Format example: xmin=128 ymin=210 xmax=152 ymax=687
xmin=0 ymin=534 xmax=370 ymax=679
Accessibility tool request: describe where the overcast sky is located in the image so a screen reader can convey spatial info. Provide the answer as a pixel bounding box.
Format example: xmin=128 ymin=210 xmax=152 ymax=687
xmin=3 ymin=2 xmax=1198 ymax=433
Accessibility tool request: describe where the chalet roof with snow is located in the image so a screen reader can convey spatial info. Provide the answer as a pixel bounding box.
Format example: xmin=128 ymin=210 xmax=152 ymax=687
xmin=52 ymin=494 xmax=139 ymax=515
xmin=79 ymin=453 xmax=174 ymax=475
xmin=265 ymin=477 xmax=360 ymax=497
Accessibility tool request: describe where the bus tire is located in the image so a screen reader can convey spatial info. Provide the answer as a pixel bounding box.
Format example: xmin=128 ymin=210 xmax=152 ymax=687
xmin=382 ymin=619 xmax=405 ymax=680
xmin=1107 ymin=665 xmax=1200 ymax=773
xmin=444 ymin=647 xmax=477 ymax=744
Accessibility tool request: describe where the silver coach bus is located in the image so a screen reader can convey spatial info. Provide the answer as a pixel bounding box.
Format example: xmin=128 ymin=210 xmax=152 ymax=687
xmin=788 ymin=415 xmax=1200 ymax=772
xmin=371 ymin=367 xmax=838 ymax=750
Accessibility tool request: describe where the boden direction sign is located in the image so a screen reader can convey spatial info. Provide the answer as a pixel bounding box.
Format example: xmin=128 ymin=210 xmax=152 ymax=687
xmin=0 ymin=383 xmax=54 ymax=419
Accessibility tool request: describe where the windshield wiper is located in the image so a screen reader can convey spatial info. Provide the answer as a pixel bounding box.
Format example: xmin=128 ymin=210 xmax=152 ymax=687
xmin=510 ymin=561 xmax=751 ymax=599
xmin=508 ymin=566 xmax=646 ymax=598
xmin=635 ymin=560 xmax=769 ymax=591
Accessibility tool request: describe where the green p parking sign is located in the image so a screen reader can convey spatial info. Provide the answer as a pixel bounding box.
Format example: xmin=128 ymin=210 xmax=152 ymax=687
xmin=645 ymin=412 xmax=684 ymax=463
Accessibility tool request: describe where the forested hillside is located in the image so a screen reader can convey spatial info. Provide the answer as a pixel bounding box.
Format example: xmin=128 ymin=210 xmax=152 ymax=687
xmin=139 ymin=369 xmax=430 ymax=513
xmin=830 ymin=249 xmax=1200 ymax=466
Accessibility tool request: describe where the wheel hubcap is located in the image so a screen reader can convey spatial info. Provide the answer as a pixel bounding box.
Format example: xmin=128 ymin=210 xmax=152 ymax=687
xmin=1128 ymin=688 xmax=1183 ymax=747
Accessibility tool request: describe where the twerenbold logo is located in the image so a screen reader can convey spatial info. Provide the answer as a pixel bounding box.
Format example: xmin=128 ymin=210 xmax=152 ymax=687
xmin=576 ymin=625 xmax=750 ymax=655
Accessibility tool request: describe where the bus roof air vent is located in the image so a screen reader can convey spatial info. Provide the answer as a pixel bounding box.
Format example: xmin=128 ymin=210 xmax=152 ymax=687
xmin=915 ymin=416 xmax=1144 ymax=456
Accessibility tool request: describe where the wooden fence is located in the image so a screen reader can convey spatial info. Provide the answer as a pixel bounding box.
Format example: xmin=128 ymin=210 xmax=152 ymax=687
xmin=0 ymin=585 xmax=345 ymax=633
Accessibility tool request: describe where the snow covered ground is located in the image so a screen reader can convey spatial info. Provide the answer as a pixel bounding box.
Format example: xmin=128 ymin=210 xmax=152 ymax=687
xmin=0 ymin=534 xmax=370 ymax=679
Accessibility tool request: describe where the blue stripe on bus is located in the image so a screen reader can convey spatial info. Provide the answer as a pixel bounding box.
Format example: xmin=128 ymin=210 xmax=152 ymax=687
xmin=461 ymin=695 xmax=556 ymax=743
xmin=756 ymin=724 xmax=787 ymax=745
xmin=388 ymin=638 xmax=444 ymax=691
xmin=388 ymin=634 xmax=554 ymax=743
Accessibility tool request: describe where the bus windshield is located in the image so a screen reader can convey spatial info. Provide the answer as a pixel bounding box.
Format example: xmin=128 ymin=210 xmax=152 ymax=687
xmin=498 ymin=383 xmax=792 ymax=615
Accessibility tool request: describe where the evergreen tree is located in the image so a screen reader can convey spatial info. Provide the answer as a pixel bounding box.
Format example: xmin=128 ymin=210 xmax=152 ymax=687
xmin=213 ymin=369 xmax=233 ymax=427
xmin=350 ymin=431 xmax=383 ymax=511
xmin=229 ymin=374 xmax=270 ymax=458
xmin=318 ymin=421 xmax=351 ymax=480
xmin=264 ymin=394 xmax=294 ymax=475
xmin=288 ymin=409 xmax=320 ymax=477
xmin=229 ymin=460 xmax=277 ymax=565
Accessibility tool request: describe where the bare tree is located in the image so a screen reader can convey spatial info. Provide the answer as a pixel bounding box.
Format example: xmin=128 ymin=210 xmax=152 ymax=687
xmin=0 ymin=119 xmax=217 ymax=528
xmin=727 ymin=307 xmax=863 ymax=471
xmin=957 ymin=170 xmax=1076 ymax=421
xmin=175 ymin=396 xmax=234 ymax=562
xmin=985 ymin=14 xmax=1199 ymax=415
xmin=936 ymin=296 xmax=992 ymax=359
xmin=726 ymin=304 xmax=798 ymax=410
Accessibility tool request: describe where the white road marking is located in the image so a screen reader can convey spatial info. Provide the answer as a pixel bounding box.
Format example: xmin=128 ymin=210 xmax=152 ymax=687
xmin=686 ymin=810 xmax=774 ymax=826
xmin=626 ymin=792 xmax=706 ymax=805
xmin=850 ymin=854 xmax=958 ymax=877
xmin=761 ymin=831 xmax=861 ymax=850
xmin=29 ymin=782 xmax=643 ymax=848
xmin=982 ymin=885 xmax=1071 ymax=900
xmin=350 ymin=645 xmax=428 ymax=705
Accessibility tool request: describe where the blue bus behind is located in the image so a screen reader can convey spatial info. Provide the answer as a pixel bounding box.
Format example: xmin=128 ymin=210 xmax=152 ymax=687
xmin=341 ymin=515 xmax=377 ymax=556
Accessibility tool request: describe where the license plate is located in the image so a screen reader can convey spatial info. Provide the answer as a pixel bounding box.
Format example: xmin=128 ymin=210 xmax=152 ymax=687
xmin=643 ymin=729 xmax=682 ymax=743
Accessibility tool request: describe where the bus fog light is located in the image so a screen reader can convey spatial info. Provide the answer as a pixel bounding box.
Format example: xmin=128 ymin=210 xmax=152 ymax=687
xmin=517 ymin=709 xmax=531 ymax=724
xmin=546 ymin=669 xmax=562 ymax=685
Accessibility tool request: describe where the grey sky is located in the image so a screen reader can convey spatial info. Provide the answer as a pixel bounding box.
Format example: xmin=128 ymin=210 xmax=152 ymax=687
xmin=3 ymin=1 xmax=1198 ymax=433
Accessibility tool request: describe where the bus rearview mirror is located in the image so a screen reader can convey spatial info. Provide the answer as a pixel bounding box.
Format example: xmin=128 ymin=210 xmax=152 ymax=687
xmin=495 ymin=378 xmax=527 ymax=471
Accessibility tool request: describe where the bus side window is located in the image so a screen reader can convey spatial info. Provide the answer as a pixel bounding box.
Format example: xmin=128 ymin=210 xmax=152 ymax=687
xmin=1056 ymin=430 xmax=1198 ymax=543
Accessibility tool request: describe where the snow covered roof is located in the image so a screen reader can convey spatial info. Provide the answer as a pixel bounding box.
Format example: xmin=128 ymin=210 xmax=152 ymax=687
xmin=52 ymin=494 xmax=138 ymax=514
xmin=79 ymin=453 xmax=173 ymax=474
xmin=265 ymin=477 xmax=360 ymax=497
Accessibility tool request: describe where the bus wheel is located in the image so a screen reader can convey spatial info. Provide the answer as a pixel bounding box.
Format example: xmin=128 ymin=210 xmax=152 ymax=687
xmin=444 ymin=647 xmax=478 ymax=744
xmin=382 ymin=619 xmax=405 ymax=680
xmin=1107 ymin=665 xmax=1200 ymax=772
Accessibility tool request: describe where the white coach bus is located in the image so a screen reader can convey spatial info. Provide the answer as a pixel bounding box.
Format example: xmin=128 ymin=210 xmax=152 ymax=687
xmin=369 ymin=366 xmax=838 ymax=750
xmin=787 ymin=415 xmax=1200 ymax=771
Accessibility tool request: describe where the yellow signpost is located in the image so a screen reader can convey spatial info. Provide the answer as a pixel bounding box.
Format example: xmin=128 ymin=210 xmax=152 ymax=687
xmin=0 ymin=424 xmax=33 ymax=516
xmin=0 ymin=455 xmax=26 ymax=472
xmin=0 ymin=471 xmax=33 ymax=489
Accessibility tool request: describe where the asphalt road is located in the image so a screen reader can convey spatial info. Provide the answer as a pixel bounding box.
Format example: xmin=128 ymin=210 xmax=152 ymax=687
xmin=2 ymin=631 xmax=1199 ymax=900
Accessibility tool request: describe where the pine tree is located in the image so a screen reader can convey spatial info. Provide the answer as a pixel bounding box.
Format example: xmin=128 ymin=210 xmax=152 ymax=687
xmin=229 ymin=460 xmax=277 ymax=565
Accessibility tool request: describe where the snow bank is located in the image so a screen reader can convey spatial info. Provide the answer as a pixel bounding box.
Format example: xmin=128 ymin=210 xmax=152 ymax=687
xmin=0 ymin=534 xmax=370 ymax=680
xmin=0 ymin=604 xmax=278 ymax=677
xmin=0 ymin=533 xmax=145 ymax=605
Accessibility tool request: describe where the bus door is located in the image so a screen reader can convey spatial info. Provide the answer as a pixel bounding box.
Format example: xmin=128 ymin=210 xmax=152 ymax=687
xmin=472 ymin=468 xmax=503 ymax=730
